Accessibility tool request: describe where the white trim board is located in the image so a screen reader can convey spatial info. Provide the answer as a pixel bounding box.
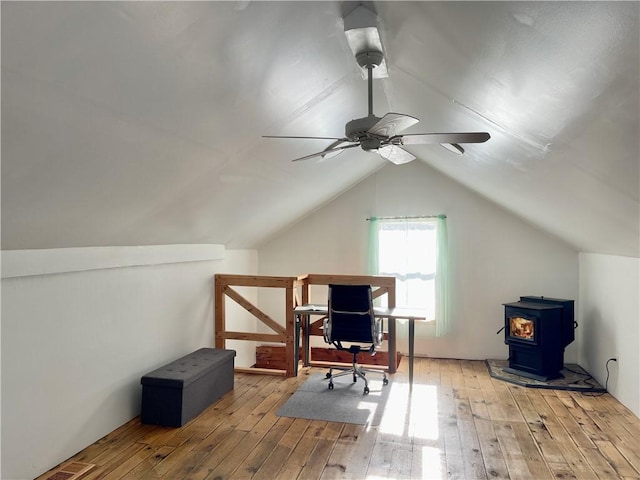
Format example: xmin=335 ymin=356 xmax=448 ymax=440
xmin=1 ymin=244 xmax=225 ymax=278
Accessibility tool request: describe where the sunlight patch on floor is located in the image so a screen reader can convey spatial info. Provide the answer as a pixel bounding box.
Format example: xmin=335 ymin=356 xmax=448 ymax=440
xmin=357 ymin=397 xmax=382 ymax=425
xmin=409 ymin=384 xmax=439 ymax=440
xmin=378 ymin=379 xmax=411 ymax=436
xmin=377 ymin=380 xmax=440 ymax=442
xmin=419 ymin=445 xmax=445 ymax=479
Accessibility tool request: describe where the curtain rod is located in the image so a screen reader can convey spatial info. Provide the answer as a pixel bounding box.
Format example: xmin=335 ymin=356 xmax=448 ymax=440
xmin=366 ymin=214 xmax=446 ymax=221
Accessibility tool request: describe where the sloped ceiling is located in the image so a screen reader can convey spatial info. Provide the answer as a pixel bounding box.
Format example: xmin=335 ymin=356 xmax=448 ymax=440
xmin=2 ymin=2 xmax=638 ymax=257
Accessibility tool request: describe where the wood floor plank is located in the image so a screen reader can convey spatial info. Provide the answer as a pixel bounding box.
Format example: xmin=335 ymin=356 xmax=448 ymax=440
xmin=473 ymin=417 xmax=511 ymax=479
xmin=524 ymin=393 xmax=601 ymax=479
xmin=410 ymin=441 xmax=446 ymax=480
xmin=461 ymin=360 xmax=482 ymax=389
xmin=192 ymin=429 xmax=249 ymax=479
xmin=337 ymin=423 xmax=365 ymax=443
xmin=118 ymin=447 xmax=173 ymax=480
xmin=320 ymin=425 xmax=377 ymax=479
xmin=469 ymin=385 xmax=491 ymax=421
xmin=586 ymin=405 xmax=640 ymax=445
xmin=252 ymin=418 xmax=311 ymax=480
xmin=81 ymin=430 xmax=160 ymax=480
xmin=102 ymin=445 xmax=173 ymax=480
xmin=229 ymin=417 xmax=293 ymax=479
xmin=366 ymin=440 xmax=413 ymax=479
xmin=155 ymin=449 xmax=210 ymax=480
xmin=610 ymin=402 xmax=640 ymax=437
xmin=511 ymin=390 xmax=545 ymax=428
xmin=580 ymin=446 xmax=621 ymax=479
xmin=36 ymin=359 xmax=640 ymax=480
xmin=441 ymin=413 xmax=466 ymax=480
xmin=548 ymin=462 xmax=583 ymax=479
xmin=543 ymin=394 xmax=597 ymax=449
xmin=614 ymin=441 xmax=640 ymax=475
xmin=64 ymin=420 xmax=152 ymax=469
xmin=388 ymin=443 xmax=413 ymax=479
xmin=592 ymin=440 xmax=639 ymax=478
xmin=151 ymin=422 xmax=225 ymax=477
xmin=280 ymin=418 xmax=313 ymax=447
xmin=457 ymin=418 xmax=488 ymax=480
xmin=296 ymin=438 xmax=335 ymax=480
xmin=482 ymin=385 xmax=523 ymax=423
xmin=494 ymin=420 xmax=549 ymax=480
xmin=203 ymin=401 xmax=284 ymax=479
xmin=510 ymin=421 xmax=554 ymax=480
xmin=274 ymin=434 xmax=322 ymax=479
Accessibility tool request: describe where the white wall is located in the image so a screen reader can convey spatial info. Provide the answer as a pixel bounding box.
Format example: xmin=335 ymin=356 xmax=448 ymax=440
xmin=579 ymin=253 xmax=639 ymax=417
xmin=258 ymin=161 xmax=579 ymax=361
xmin=1 ymin=245 xmax=257 ymax=480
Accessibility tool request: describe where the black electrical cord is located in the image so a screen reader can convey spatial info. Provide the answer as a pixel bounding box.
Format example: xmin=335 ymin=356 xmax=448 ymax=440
xmin=560 ymin=364 xmax=599 ymax=388
xmin=583 ymin=358 xmax=616 ymax=397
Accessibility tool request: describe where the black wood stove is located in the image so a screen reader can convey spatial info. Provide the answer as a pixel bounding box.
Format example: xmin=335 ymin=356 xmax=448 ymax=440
xmin=503 ymin=296 xmax=575 ymax=381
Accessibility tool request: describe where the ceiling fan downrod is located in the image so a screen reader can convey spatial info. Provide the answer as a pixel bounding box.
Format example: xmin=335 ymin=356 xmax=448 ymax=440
xmin=356 ymin=50 xmax=383 ymax=117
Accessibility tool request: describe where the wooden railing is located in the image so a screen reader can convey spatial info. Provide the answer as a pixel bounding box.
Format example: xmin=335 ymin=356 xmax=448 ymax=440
xmin=214 ymin=273 xmax=397 ymax=377
xmin=214 ymin=274 xmax=298 ymax=377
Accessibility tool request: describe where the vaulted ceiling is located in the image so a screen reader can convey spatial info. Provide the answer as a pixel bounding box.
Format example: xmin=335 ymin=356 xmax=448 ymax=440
xmin=2 ymin=2 xmax=638 ymax=256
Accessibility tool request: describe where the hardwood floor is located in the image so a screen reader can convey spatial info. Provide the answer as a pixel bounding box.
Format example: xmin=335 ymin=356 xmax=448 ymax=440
xmin=38 ymin=358 xmax=640 ymax=480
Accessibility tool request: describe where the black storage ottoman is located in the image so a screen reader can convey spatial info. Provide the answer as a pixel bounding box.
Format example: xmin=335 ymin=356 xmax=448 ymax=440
xmin=141 ymin=348 xmax=236 ymax=427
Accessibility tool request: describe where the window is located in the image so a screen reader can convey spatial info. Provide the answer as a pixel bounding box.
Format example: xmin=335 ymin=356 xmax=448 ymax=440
xmin=377 ymin=219 xmax=436 ymax=316
xmin=368 ymin=215 xmax=451 ymax=336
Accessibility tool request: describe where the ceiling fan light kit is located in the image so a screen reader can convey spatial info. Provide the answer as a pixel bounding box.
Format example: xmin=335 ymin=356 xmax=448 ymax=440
xmin=263 ymin=7 xmax=490 ymax=164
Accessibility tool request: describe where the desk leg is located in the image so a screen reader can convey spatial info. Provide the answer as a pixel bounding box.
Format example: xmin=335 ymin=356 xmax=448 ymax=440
xmin=303 ymin=315 xmax=310 ymax=367
xmin=409 ymin=319 xmax=415 ymax=388
xmin=294 ymin=315 xmax=300 ymax=376
xmin=388 ymin=317 xmax=397 ymax=374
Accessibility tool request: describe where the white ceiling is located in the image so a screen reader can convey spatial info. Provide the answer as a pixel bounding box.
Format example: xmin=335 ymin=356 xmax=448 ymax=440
xmin=2 ymin=1 xmax=638 ymax=256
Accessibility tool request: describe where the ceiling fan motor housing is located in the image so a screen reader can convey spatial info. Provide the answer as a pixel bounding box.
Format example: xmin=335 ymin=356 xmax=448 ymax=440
xmin=345 ymin=116 xmax=382 ymax=150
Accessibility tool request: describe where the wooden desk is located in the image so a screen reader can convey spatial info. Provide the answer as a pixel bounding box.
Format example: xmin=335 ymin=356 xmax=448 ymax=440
xmin=294 ymin=305 xmax=429 ymax=386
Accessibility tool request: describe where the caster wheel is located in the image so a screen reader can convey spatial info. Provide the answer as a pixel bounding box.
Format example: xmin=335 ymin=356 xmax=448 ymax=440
xmin=328 ymin=382 xmax=334 ymax=390
xmin=383 ymin=378 xmax=389 ymax=385
xmin=325 ymin=372 xmax=332 ymax=379
xmin=363 ymin=386 xmax=370 ymax=395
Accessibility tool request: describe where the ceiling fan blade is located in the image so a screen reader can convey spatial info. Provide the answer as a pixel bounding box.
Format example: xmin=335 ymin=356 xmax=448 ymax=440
xmin=395 ymin=132 xmax=490 ymax=145
xmin=263 ymin=135 xmax=346 ymax=141
xmin=441 ymin=143 xmax=464 ymax=155
xmin=291 ymin=143 xmax=360 ymax=162
xmin=322 ymin=139 xmax=352 ymax=159
xmin=368 ymin=113 xmax=420 ymax=138
xmin=378 ymin=145 xmax=416 ymax=165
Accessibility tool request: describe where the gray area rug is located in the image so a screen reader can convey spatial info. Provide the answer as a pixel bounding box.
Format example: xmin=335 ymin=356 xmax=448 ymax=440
xmin=276 ymin=372 xmax=391 ymax=425
xmin=486 ymin=359 xmax=605 ymax=392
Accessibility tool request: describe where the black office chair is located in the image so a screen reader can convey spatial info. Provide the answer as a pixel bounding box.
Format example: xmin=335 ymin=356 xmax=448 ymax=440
xmin=323 ymin=284 xmax=388 ymax=394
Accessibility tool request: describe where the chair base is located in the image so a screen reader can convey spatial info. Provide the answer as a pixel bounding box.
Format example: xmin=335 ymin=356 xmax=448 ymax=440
xmin=325 ymin=353 xmax=389 ymax=395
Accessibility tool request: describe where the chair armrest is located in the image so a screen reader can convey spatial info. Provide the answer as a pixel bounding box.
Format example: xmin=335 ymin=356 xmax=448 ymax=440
xmin=323 ymin=318 xmax=332 ymax=344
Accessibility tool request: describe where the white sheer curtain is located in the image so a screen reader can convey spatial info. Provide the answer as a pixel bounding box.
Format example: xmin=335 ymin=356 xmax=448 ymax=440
xmin=435 ymin=214 xmax=451 ymax=336
xmin=368 ymin=215 xmax=451 ymax=337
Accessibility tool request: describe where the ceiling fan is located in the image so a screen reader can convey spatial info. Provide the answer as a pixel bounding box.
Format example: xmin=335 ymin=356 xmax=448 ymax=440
xmin=264 ymin=50 xmax=490 ymax=164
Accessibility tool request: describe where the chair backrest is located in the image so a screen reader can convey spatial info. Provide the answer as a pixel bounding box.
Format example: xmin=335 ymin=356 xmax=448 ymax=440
xmin=326 ymin=284 xmax=380 ymax=346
